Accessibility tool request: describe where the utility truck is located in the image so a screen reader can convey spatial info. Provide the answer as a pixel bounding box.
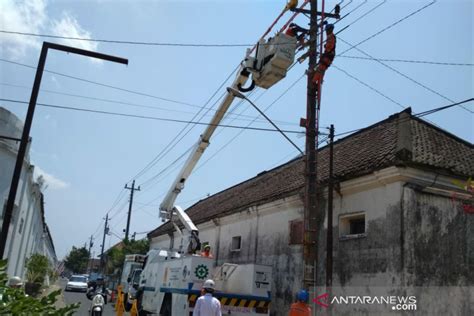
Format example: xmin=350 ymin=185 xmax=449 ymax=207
xmin=137 ymin=2 xmax=300 ymax=315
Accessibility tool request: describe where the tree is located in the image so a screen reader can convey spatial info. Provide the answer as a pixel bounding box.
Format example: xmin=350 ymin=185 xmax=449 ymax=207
xmin=0 ymin=260 xmax=79 ymax=315
xmin=105 ymin=239 xmax=149 ymax=274
xmin=64 ymin=246 xmax=89 ymax=274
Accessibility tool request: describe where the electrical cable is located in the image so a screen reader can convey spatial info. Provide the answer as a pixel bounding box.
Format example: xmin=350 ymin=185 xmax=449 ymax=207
xmin=0 ymin=82 xmax=298 ymax=126
xmin=337 ymin=55 xmax=474 ymax=66
xmin=337 ymin=1 xmax=436 ymax=56
xmin=333 ymin=98 xmax=474 ymax=138
xmin=0 ymin=98 xmax=303 ymax=134
xmin=337 ymin=37 xmax=474 ymax=114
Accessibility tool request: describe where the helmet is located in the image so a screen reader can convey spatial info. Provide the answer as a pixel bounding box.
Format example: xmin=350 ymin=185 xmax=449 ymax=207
xmin=297 ymin=290 xmax=309 ymax=302
xmin=9 ymin=276 xmax=23 ymax=287
xmin=204 ymin=244 xmax=211 ymax=250
xmin=203 ymin=279 xmax=215 ymax=290
xmin=325 ymin=24 xmax=334 ymax=32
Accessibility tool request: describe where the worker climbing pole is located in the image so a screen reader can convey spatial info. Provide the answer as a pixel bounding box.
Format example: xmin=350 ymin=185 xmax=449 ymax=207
xmin=286 ymin=0 xmax=340 ymax=291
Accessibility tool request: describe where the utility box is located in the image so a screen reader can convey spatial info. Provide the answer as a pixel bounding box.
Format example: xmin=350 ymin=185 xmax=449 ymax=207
xmin=217 ymin=264 xmax=272 ymax=297
xmin=252 ymin=33 xmax=297 ymax=89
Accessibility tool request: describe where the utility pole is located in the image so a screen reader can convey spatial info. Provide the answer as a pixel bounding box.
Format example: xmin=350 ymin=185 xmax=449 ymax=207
xmin=124 ymin=180 xmax=140 ymax=241
xmin=100 ymin=214 xmax=109 ymax=273
xmin=326 ymin=124 xmax=334 ymax=287
xmin=295 ymin=0 xmax=339 ymax=290
xmin=87 ymin=235 xmax=94 ymax=273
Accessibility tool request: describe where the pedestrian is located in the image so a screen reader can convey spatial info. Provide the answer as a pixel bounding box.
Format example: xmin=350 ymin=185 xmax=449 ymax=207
xmin=201 ymin=245 xmax=213 ymax=258
xmin=8 ymin=276 xmax=23 ymax=289
xmin=194 ymin=279 xmax=222 ymax=316
xmin=289 ymin=290 xmax=311 ymax=316
xmin=312 ymin=23 xmax=336 ymax=87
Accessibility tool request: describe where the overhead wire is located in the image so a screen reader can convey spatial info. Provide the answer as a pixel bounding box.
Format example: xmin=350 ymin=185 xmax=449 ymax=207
xmin=337 ymin=55 xmax=474 ymax=66
xmin=333 ymin=98 xmax=474 ymax=138
xmin=0 ymin=98 xmax=303 ymax=134
xmin=0 ymin=82 xmax=298 ymax=126
xmin=337 ymin=37 xmax=474 ymax=114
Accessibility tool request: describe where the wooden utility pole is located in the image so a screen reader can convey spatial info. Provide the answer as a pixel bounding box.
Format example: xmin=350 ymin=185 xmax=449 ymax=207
xmin=326 ymin=124 xmax=334 ymax=287
xmin=302 ymin=0 xmax=320 ymax=290
xmin=124 ymin=180 xmax=140 ymax=241
xmin=297 ymin=0 xmax=339 ymax=289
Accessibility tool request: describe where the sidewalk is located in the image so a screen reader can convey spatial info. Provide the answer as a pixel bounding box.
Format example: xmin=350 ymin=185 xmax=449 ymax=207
xmin=40 ymin=281 xmax=67 ymax=309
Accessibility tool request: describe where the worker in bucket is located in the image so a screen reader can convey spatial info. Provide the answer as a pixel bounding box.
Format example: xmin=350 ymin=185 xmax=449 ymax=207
xmin=312 ymin=23 xmax=336 ymax=87
xmin=194 ymin=279 xmax=222 ymax=316
xmin=201 ymin=244 xmax=213 ymax=258
xmin=289 ymin=290 xmax=311 ymax=316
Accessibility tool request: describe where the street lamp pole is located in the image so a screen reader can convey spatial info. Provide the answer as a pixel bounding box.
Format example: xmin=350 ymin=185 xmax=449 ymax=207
xmin=0 ymin=42 xmax=128 ymax=258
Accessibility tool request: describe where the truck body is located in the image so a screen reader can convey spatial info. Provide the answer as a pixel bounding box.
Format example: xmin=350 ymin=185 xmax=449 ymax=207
xmin=120 ymin=254 xmax=145 ymax=295
xmin=139 ymin=249 xmax=272 ymax=315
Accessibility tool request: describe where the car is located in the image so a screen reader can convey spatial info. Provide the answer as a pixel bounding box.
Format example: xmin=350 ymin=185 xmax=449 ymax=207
xmin=65 ymin=275 xmax=89 ymax=292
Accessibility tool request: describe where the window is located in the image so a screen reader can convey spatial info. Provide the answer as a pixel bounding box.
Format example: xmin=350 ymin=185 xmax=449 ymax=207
xmin=231 ymin=236 xmax=241 ymax=251
xmin=339 ymin=212 xmax=366 ymax=239
xmin=289 ymin=220 xmax=303 ymax=245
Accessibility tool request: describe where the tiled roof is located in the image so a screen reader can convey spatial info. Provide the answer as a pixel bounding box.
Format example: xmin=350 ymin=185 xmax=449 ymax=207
xmin=149 ymin=109 xmax=473 ymax=238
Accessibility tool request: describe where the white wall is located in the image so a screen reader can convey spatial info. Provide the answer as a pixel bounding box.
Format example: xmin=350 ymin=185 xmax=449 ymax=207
xmin=1 ymin=107 xmax=57 ymax=283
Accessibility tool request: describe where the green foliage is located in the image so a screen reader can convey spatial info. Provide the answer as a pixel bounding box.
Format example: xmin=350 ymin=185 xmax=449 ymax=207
xmin=0 ymin=259 xmax=79 ymax=315
xmin=25 ymin=254 xmax=50 ymax=284
xmin=64 ymin=246 xmax=89 ymax=273
xmin=106 ymin=239 xmax=149 ymax=274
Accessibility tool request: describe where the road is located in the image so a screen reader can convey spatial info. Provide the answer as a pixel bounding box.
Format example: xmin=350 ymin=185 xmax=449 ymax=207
xmin=59 ymin=278 xmax=117 ymax=316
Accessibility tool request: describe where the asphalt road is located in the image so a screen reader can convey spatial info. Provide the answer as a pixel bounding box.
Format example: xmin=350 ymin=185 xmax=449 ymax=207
xmin=60 ymin=278 xmax=116 ymax=316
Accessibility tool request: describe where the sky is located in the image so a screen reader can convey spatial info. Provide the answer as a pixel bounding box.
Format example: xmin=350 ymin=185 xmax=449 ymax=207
xmin=0 ymin=0 xmax=472 ymax=259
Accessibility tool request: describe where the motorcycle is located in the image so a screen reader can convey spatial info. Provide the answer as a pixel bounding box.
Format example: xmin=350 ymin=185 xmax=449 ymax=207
xmin=86 ymin=286 xmax=107 ymax=316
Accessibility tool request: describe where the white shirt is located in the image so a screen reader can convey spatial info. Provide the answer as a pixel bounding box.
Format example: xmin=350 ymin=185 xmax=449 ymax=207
xmin=194 ymin=293 xmax=222 ymax=316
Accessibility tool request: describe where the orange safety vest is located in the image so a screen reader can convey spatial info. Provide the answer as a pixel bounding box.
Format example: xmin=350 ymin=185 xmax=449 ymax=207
xmin=288 ymin=302 xmax=312 ymax=316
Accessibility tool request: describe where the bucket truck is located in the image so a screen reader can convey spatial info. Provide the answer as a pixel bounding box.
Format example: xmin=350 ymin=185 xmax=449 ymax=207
xmin=136 ymin=5 xmax=298 ymax=316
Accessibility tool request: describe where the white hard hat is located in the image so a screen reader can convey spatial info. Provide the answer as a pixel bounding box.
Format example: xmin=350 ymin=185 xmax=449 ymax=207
xmin=9 ymin=276 xmax=23 ymax=287
xmin=203 ymin=279 xmax=215 ymax=290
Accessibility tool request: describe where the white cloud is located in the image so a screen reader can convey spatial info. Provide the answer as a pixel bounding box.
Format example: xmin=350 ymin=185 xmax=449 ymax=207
xmin=51 ymin=12 xmax=100 ymax=56
xmin=0 ymin=0 xmax=47 ymax=58
xmin=33 ymin=165 xmax=70 ymax=190
xmin=0 ymin=1 xmax=99 ymax=62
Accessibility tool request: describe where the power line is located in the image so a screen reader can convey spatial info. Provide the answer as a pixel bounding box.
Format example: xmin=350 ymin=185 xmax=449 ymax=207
xmin=0 ymin=29 xmax=255 ymax=47
xmin=0 ymin=82 xmax=298 ymax=126
xmin=128 ymin=64 xmax=241 ymax=182
xmin=333 ymin=98 xmax=474 ymax=138
xmin=333 ymin=65 xmax=405 ymax=109
xmin=338 ymin=1 xmax=436 ymax=56
xmin=0 ymin=98 xmax=303 ymax=134
xmin=338 ymin=37 xmax=474 ymax=114
xmin=0 ymin=58 xmax=198 ymax=108
xmin=337 ymin=55 xmax=474 ymax=66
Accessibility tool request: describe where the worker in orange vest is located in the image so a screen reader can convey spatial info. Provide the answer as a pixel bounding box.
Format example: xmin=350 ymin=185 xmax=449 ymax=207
xmin=201 ymin=244 xmax=213 ymax=258
xmin=289 ymin=290 xmax=311 ymax=316
xmin=312 ymin=23 xmax=336 ymax=86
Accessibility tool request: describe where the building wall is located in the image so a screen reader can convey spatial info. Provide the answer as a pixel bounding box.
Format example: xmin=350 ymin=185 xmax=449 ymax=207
xmin=150 ymin=167 xmax=472 ymax=315
xmin=1 ymin=107 xmax=57 ymax=283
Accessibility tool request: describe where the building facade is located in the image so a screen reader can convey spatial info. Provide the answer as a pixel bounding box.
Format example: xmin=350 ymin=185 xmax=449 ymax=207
xmin=1 ymin=107 xmax=57 ymax=284
xmin=148 ymin=109 xmax=473 ymax=315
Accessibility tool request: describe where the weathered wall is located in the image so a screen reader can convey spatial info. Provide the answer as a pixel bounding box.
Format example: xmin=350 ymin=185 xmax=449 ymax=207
xmin=150 ymin=168 xmax=473 ymax=315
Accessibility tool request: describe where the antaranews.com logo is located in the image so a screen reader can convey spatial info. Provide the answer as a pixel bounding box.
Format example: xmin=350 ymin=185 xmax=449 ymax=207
xmin=313 ymin=293 xmax=417 ymax=311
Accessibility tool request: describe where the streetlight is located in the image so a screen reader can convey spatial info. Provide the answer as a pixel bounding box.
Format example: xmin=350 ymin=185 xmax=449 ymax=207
xmin=226 ymin=87 xmax=304 ymax=155
xmin=0 ymin=42 xmax=128 ymax=258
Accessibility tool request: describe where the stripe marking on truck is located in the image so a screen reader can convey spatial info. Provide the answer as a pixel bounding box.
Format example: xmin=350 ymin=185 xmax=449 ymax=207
xmin=187 ymin=294 xmax=270 ymax=309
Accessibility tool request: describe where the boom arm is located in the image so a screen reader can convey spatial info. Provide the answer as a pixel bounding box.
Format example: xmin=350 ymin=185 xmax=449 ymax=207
xmin=159 ymin=66 xmax=250 ymax=252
